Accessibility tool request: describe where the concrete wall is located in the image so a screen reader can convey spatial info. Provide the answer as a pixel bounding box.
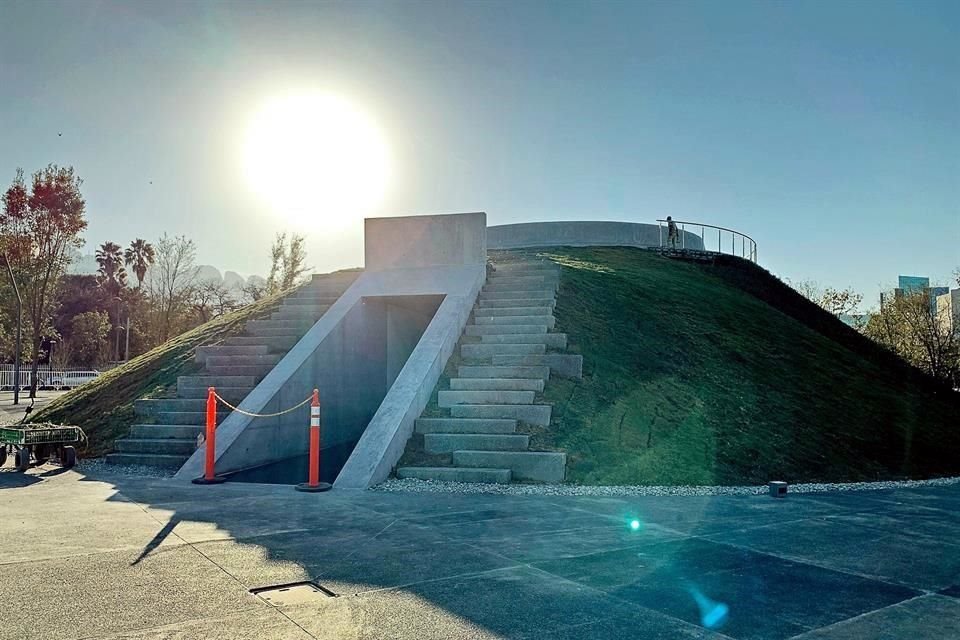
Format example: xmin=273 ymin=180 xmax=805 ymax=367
xmin=175 ymin=212 xmax=487 ymax=487
xmin=365 ymin=212 xmax=487 ymax=270
xmin=487 ymin=221 xmax=705 ymax=251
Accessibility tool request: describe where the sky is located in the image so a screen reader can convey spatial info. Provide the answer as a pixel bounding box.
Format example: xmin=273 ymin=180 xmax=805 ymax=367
xmin=1 ymin=0 xmax=957 ymax=307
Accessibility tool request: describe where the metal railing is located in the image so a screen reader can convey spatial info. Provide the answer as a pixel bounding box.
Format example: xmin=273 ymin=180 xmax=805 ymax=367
xmin=656 ymin=219 xmax=758 ymax=263
xmin=0 ymin=366 xmax=100 ymax=391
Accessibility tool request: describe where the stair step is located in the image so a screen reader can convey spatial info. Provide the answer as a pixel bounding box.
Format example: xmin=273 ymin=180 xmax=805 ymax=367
xmin=282 ymin=296 xmax=340 ymax=306
xmin=114 ymin=438 xmax=197 ymax=455
xmin=223 ymin=336 xmax=299 ymax=350
xmin=448 ymin=378 xmax=544 ymax=392
xmin=458 ymin=365 xmax=550 ymax=380
xmin=175 ymin=385 xmax=252 ymax=401
xmin=480 ymin=334 xmax=567 ymax=349
xmin=490 ymin=263 xmax=559 ymax=274
xmin=247 ymin=319 xmax=314 ymax=330
xmin=425 ymin=433 xmax=530 ymax=453
xmin=130 ymin=424 xmax=204 ymax=439
xmin=205 ymin=354 xmax=283 ymax=367
xmin=415 ymin=418 xmax=517 ymax=434
xmin=135 ymin=398 xmax=228 ymax=414
xmin=195 ymin=345 xmax=268 ymax=363
xmin=480 ymin=290 xmax=555 ymax=302
xmin=465 ymin=324 xmax=547 ymax=336
xmin=245 ymin=326 xmax=306 ymax=338
xmin=271 ymin=305 xmax=329 ymax=317
xmin=438 ymin=390 xmax=535 ymax=407
xmin=474 ymin=306 xmax=559 ymax=317
xmin=450 ymin=404 xmax=552 ymax=426
xmin=205 ymin=365 xmax=275 ymax=378
xmin=177 ymin=375 xmax=256 ymax=390
xmin=145 ymin=411 xmax=228 ymax=425
xmin=491 ymin=354 xmax=584 ymax=380
xmin=483 ymin=282 xmax=558 ymax=293
xmin=474 ymin=315 xmax=556 ymax=329
xmin=460 ymin=343 xmax=546 ymax=359
xmin=487 ymin=275 xmax=556 ymax=286
xmin=452 ymin=451 xmax=566 ymax=482
xmin=105 ymin=453 xmax=190 ymax=468
xmin=478 ymin=298 xmax=555 ymax=309
xmin=396 ymin=467 xmax=512 ymax=484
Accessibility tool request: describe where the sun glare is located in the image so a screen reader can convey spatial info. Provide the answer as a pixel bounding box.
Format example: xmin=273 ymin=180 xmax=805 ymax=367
xmin=242 ymin=93 xmax=390 ymax=228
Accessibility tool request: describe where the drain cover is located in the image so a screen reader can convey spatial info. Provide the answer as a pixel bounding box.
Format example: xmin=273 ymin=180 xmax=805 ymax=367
xmin=251 ymin=581 xmax=336 ymax=606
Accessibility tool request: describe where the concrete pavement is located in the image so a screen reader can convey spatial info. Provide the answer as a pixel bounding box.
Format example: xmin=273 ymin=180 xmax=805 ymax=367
xmin=0 ymin=465 xmax=958 ymax=639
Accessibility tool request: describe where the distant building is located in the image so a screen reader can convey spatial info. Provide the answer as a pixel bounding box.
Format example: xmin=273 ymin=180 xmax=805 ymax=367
xmin=936 ymin=289 xmax=960 ymax=334
xmin=893 ymin=275 xmax=950 ymax=316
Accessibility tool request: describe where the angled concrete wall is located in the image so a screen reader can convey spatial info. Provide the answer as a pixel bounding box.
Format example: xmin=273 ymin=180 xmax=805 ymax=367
xmin=487 ymin=221 xmax=705 ymax=251
xmin=366 ymin=212 xmax=487 ymax=270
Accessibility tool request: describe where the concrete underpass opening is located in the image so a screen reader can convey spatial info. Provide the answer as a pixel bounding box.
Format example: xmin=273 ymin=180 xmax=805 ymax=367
xmin=225 ymin=295 xmax=443 ymax=485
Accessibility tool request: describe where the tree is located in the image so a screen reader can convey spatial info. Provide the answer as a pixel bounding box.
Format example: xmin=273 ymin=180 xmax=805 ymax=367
xmin=95 ymin=241 xmax=126 ymax=295
xmin=191 ymin=280 xmax=238 ymax=324
xmin=1 ymin=166 xmax=87 ymax=396
xmin=144 ymin=234 xmax=199 ymax=342
xmin=266 ymin=232 xmax=309 ymax=295
xmin=790 ymin=280 xmax=863 ymax=317
xmin=864 ymin=289 xmax=959 ymax=386
xmin=124 ymin=238 xmax=155 ymax=289
xmin=68 ymin=310 xmax=111 ymax=367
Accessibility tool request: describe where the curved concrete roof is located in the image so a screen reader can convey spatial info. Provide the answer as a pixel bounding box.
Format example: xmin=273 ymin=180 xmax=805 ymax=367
xmin=487 ymin=221 xmax=705 ymax=251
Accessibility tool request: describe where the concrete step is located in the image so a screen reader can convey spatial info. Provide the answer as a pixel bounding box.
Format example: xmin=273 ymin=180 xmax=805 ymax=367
xmin=449 ymin=378 xmax=544 ymax=392
xmin=424 ymin=433 xmax=530 ymax=454
xmin=177 ymin=375 xmax=256 ymax=391
xmin=460 ymin=343 xmax=546 ymax=359
xmin=106 ymin=453 xmax=190 ymax=469
xmin=486 ymin=275 xmax=551 ymax=285
xmin=195 ymin=345 xmax=268 ymax=364
xmin=458 ymin=365 xmax=550 ymax=380
xmin=223 ymin=336 xmax=299 ymax=351
xmin=311 ymin=271 xmax=361 ymax=285
xmin=474 ymin=306 xmax=559 ymax=317
xmin=271 ymin=304 xmax=329 ymax=317
xmin=130 ymin=424 xmax=204 ymax=439
xmin=480 ymin=333 xmax=568 ymax=349
xmin=483 ymin=282 xmax=558 ymax=293
xmin=175 ymin=385 xmax=252 ymax=401
xmin=465 ymin=324 xmax=547 ymax=336
xmin=438 ymin=390 xmax=535 ymax=407
xmin=452 ymin=451 xmax=566 ymax=482
xmin=248 ymin=318 xmax=315 ymax=330
xmin=490 ymin=262 xmax=558 ymax=273
xmin=450 ymin=404 xmax=552 ymax=426
xmin=491 ymin=354 xmax=584 ymax=380
xmin=475 ymin=315 xmax=556 ymax=329
xmin=135 ymin=398 xmax=214 ymax=414
xmin=282 ymin=295 xmax=340 ymax=306
xmin=415 ymin=418 xmax=517 ymax=434
xmin=205 ymin=354 xmax=283 ymax=367
xmin=396 ymin=467 xmax=512 ymax=484
xmin=114 ymin=438 xmax=197 ymax=455
xmin=478 ymin=298 xmax=555 ymax=309
xmin=205 ymin=365 xmax=274 ymax=378
xmin=245 ymin=326 xmax=306 ymax=338
xmin=480 ymin=290 xmax=555 ymax=301
xmin=142 ymin=411 xmax=228 ymax=425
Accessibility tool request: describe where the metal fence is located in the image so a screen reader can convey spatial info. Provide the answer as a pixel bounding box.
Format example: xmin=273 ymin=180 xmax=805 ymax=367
xmin=656 ymin=219 xmax=758 ymax=263
xmin=0 ymin=366 xmax=101 ymax=390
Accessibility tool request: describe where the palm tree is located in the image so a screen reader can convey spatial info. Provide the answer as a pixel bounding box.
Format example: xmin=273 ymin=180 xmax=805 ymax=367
xmin=124 ymin=238 xmax=155 ymax=289
xmin=95 ymin=241 xmax=126 ymax=295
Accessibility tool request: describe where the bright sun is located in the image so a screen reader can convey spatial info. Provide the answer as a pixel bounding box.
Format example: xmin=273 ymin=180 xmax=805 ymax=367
xmin=242 ymin=93 xmax=390 ymax=228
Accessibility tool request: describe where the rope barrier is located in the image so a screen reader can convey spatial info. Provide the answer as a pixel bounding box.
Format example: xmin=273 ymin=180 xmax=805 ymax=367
xmin=212 ymin=391 xmax=313 ymax=418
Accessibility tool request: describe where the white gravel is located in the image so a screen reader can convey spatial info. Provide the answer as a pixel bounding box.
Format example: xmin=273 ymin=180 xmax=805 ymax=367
xmin=76 ymin=458 xmax=175 ymax=479
xmin=373 ymin=476 xmax=960 ymax=497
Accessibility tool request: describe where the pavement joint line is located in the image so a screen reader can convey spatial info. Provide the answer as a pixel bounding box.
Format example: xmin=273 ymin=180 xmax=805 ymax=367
xmin=781 ymin=594 xmax=934 ymax=639
xmin=343 ymin=563 xmax=525 ymax=598
xmin=129 ymin=498 xmax=321 ymax=640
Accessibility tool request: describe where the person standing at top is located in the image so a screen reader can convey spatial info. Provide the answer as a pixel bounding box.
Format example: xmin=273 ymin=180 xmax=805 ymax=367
xmin=666 ymin=216 xmax=679 ymax=248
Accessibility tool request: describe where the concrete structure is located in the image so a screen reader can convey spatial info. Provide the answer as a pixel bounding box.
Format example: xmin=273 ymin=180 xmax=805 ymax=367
xmin=937 ymin=289 xmax=960 ymax=334
xmin=175 ymin=212 xmax=488 ymax=489
xmin=487 ymin=220 xmax=705 ymax=251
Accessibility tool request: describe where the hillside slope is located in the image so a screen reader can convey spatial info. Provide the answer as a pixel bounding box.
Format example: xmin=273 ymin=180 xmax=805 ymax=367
xmin=510 ymin=247 xmax=960 ymax=486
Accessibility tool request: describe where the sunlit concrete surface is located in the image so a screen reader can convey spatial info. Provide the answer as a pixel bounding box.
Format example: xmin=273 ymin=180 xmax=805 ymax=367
xmin=2 ymin=465 xmax=959 ymax=639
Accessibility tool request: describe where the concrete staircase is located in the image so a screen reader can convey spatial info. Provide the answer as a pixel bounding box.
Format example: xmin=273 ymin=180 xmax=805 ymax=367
xmin=396 ymin=259 xmax=570 ymax=484
xmin=106 ymin=271 xmax=358 ymax=469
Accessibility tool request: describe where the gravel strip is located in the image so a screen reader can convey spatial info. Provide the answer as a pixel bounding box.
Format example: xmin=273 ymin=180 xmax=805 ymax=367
xmin=76 ymin=458 xmax=175 ymax=479
xmin=373 ymin=476 xmax=960 ymax=497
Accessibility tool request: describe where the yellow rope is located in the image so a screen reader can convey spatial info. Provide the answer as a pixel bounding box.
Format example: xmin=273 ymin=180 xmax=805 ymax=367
xmin=213 ymin=392 xmax=314 ymax=418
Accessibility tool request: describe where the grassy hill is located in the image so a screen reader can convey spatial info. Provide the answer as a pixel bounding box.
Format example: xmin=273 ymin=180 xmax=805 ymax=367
xmin=27 ymin=290 xmax=292 ymax=456
xmin=511 ymin=247 xmax=960 ymax=486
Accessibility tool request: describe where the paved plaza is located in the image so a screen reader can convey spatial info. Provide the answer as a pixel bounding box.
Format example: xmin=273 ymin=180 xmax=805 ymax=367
xmin=1 ymin=466 xmax=958 ymax=639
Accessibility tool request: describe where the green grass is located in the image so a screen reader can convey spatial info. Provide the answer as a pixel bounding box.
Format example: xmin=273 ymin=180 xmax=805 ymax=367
xmin=500 ymin=247 xmax=960 ymax=486
xmin=27 ymin=290 xmax=292 ymax=456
